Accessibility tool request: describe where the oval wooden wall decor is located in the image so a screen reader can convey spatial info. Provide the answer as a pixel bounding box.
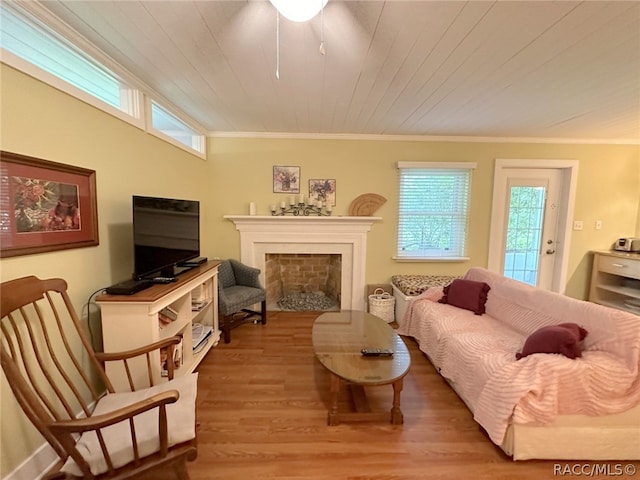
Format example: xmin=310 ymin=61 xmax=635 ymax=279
xmin=348 ymin=193 xmax=387 ymax=216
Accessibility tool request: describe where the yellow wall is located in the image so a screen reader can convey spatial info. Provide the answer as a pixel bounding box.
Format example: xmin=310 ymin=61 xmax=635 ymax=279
xmin=0 ymin=64 xmax=212 ymax=477
xmin=1 ymin=63 xmax=639 ymax=476
xmin=637 ymin=164 xmax=640 ymax=237
xmin=207 ymin=138 xmax=639 ymax=299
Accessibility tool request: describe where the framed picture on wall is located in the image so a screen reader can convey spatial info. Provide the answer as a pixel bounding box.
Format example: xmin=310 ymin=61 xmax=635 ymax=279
xmin=309 ymin=179 xmax=336 ymax=206
xmin=0 ymin=150 xmax=99 ymax=258
xmin=273 ymin=165 xmax=300 ymax=193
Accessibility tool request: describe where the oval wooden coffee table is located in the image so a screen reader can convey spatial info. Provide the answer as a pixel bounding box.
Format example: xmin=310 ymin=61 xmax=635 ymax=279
xmin=312 ymin=310 xmax=411 ymax=425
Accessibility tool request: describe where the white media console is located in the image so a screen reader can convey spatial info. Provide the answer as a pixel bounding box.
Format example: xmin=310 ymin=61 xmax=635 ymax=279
xmin=97 ymin=261 xmax=220 ymax=390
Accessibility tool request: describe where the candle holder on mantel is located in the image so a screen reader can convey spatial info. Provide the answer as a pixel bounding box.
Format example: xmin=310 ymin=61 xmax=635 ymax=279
xmin=270 ymin=200 xmax=332 ymax=216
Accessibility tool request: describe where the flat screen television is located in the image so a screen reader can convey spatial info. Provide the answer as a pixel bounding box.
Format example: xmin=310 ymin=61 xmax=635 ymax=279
xmin=132 ymin=195 xmax=200 ymax=280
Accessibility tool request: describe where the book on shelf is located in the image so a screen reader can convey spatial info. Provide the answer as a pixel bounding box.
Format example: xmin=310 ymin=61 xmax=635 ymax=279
xmin=191 ymin=300 xmax=209 ymax=312
xmin=158 ymin=312 xmax=174 ymax=327
xmin=160 ymin=335 xmax=183 ymax=377
xmin=160 ymin=305 xmax=179 ymax=321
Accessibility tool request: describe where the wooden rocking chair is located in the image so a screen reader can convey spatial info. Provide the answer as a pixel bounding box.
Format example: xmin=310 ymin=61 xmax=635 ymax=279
xmin=0 ymin=276 xmax=198 ymax=479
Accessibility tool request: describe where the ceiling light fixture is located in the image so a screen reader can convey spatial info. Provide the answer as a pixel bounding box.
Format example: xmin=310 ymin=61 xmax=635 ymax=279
xmin=269 ymin=0 xmax=328 ymax=22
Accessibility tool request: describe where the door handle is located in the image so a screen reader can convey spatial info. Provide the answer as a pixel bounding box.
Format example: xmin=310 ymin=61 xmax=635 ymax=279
xmin=546 ymin=249 xmax=556 ymax=255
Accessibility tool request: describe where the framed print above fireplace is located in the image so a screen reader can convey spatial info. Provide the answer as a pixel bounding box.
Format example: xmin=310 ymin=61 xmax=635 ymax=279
xmin=273 ymin=165 xmax=300 ymax=193
xmin=309 ymin=179 xmax=336 ymax=206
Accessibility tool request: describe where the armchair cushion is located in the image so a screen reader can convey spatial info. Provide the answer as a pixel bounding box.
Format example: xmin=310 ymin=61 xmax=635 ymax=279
xmin=62 ymin=373 xmax=198 ymax=476
xmin=218 ymin=285 xmax=266 ymax=316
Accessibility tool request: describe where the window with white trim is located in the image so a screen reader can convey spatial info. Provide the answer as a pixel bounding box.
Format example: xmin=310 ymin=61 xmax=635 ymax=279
xmin=0 ymin=3 xmax=137 ymax=118
xmin=149 ymin=101 xmax=205 ymax=153
xmin=0 ymin=2 xmax=206 ymax=157
xmin=396 ymin=162 xmax=476 ymax=260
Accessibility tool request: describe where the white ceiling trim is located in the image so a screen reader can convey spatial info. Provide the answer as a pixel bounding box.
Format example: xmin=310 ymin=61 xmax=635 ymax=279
xmin=208 ymin=131 xmax=640 ymax=146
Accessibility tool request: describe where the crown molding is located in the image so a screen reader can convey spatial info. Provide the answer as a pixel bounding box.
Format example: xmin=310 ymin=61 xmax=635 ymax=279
xmin=208 ymin=130 xmax=640 ymax=145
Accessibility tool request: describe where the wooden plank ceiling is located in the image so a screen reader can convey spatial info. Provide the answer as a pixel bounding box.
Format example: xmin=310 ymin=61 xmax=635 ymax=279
xmin=40 ymin=1 xmax=640 ymax=140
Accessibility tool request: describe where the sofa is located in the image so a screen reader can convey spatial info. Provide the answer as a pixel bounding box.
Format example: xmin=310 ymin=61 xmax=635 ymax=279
xmin=397 ymin=267 xmax=640 ymax=460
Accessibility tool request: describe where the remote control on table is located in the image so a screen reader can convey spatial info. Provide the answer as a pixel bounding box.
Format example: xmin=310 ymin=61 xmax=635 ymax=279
xmin=152 ymin=277 xmax=177 ymax=284
xmin=361 ymin=348 xmax=394 ymax=357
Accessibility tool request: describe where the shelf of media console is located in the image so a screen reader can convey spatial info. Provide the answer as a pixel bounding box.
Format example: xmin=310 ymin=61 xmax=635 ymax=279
xmin=192 ymin=324 xmax=218 ymax=370
xmin=191 ymin=299 xmax=212 ymax=316
xmin=159 ymin=302 xmax=214 ymax=344
xmin=169 ymin=324 xmax=219 ymax=376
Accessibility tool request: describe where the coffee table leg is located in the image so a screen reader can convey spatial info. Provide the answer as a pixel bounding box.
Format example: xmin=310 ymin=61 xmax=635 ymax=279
xmin=390 ymin=378 xmax=404 ymax=425
xmin=328 ymin=373 xmax=340 ymax=426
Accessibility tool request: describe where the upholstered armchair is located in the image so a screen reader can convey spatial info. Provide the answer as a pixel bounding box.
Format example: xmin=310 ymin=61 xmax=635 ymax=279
xmin=217 ymin=259 xmax=267 ymax=343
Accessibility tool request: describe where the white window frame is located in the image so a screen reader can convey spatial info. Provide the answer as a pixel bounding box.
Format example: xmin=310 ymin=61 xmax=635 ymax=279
xmin=0 ymin=2 xmax=144 ymax=129
xmin=1 ymin=1 xmax=207 ymax=159
xmin=395 ymin=161 xmax=476 ymax=262
xmin=1 ymin=48 xmax=145 ymax=130
xmin=146 ymin=98 xmax=206 ymax=159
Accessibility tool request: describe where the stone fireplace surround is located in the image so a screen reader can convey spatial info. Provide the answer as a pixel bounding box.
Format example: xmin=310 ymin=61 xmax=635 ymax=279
xmin=224 ymin=216 xmax=381 ymax=311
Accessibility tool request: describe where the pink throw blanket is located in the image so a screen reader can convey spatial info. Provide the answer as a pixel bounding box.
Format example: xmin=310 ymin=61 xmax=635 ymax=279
xmin=397 ymin=269 xmax=640 ymax=445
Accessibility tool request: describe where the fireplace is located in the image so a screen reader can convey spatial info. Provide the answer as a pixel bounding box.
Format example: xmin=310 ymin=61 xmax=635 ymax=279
xmin=266 ymin=253 xmax=341 ymax=311
xmin=224 ymin=216 xmax=381 ymax=311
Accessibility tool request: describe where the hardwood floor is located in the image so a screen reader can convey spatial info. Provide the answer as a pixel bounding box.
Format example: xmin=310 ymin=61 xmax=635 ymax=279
xmin=166 ymin=312 xmax=635 ymax=480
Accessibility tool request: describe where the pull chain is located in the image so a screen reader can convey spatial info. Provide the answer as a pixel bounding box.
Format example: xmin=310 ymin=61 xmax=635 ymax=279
xmin=319 ymin=0 xmax=326 ymax=55
xmin=276 ymin=10 xmax=280 ymax=79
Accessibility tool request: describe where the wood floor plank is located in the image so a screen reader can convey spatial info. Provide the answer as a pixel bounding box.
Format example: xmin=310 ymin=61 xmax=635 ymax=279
xmin=143 ymin=311 xmax=637 ymax=480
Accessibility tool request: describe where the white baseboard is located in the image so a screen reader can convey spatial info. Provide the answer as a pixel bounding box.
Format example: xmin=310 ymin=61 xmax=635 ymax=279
xmin=4 ymin=397 xmax=101 ymax=480
xmin=4 ymin=441 xmax=58 ymax=480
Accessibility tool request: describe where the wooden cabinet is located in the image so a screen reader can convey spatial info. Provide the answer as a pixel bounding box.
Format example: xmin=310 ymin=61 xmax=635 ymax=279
xmin=589 ymin=251 xmax=640 ymax=315
xmin=97 ymin=261 xmax=220 ymax=390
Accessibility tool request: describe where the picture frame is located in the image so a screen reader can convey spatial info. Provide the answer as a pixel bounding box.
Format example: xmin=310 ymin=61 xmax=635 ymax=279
xmin=309 ymin=179 xmax=336 ymax=206
xmin=273 ymin=166 xmax=300 ymax=193
xmin=0 ymin=150 xmax=99 ymax=258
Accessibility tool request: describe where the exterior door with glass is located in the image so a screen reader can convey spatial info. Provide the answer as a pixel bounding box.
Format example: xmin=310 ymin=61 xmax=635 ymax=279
xmin=496 ymin=169 xmax=562 ymax=290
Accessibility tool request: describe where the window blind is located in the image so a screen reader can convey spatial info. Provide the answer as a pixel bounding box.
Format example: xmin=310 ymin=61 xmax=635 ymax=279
xmin=397 ymin=162 xmax=475 ymax=259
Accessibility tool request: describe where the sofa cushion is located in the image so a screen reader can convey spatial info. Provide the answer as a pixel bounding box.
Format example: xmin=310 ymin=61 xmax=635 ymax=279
xmin=516 ymin=323 xmax=588 ymax=360
xmin=438 ymin=279 xmax=491 ymax=315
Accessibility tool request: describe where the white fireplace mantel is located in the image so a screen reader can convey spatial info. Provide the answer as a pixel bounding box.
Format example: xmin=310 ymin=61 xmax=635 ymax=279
xmin=224 ymin=216 xmax=382 ymax=311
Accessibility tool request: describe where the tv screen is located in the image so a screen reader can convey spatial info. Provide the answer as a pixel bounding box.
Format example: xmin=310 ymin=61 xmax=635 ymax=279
xmin=132 ymin=195 xmax=200 ymax=280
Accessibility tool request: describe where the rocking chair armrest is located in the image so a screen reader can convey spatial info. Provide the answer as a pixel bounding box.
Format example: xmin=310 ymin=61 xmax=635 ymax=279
xmin=43 ymin=472 xmax=69 ymax=480
xmin=95 ymin=335 xmax=182 ymax=363
xmin=49 ymin=390 xmax=179 ymax=436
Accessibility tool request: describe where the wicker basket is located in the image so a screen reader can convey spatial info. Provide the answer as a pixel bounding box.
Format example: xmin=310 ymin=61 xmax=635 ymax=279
xmin=368 ymin=288 xmax=395 ymax=323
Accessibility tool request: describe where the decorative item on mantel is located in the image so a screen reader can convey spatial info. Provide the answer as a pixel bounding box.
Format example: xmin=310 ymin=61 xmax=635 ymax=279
xmin=348 ymin=193 xmax=387 ymax=216
xmin=270 ymin=195 xmax=332 ymax=216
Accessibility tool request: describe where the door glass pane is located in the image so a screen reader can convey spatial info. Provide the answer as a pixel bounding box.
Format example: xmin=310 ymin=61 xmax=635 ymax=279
xmin=503 ymin=186 xmax=545 ymax=286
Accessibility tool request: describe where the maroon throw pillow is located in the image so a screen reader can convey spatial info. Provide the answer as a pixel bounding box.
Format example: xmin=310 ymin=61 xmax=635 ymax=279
xmin=516 ymin=323 xmax=588 ymax=360
xmin=438 ymin=279 xmax=491 ymax=315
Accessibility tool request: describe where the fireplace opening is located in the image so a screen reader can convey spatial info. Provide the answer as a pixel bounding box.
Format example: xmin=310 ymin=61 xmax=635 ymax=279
xmin=265 ymin=253 xmax=341 ymax=311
